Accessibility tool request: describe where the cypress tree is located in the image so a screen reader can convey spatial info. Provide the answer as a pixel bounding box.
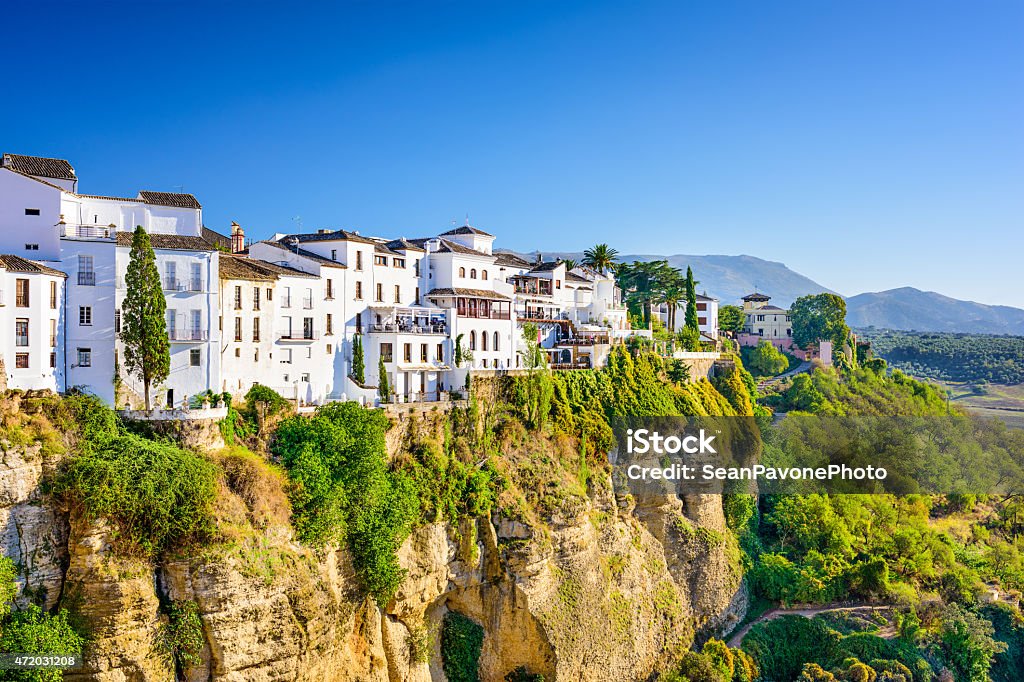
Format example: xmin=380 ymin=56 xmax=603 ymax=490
xmin=684 ymin=266 xmax=699 ymax=333
xmin=352 ymin=334 xmax=366 ymax=384
xmin=377 ymin=357 xmax=391 ymax=403
xmin=121 ymin=226 xmax=169 ymax=410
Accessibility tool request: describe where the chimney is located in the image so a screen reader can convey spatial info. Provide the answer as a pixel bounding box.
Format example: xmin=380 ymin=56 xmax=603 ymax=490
xmin=230 ymin=221 xmax=245 ymax=253
xmin=536 ymin=252 xmax=543 ymax=264
xmin=318 ymin=228 xmax=331 ymax=235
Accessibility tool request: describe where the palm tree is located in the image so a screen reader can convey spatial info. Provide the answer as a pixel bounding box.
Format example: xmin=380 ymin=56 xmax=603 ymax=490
xmin=561 ymin=258 xmax=580 ymax=271
xmin=657 ymin=272 xmax=687 ymax=332
xmin=616 ymin=260 xmax=675 ymax=328
xmin=583 ymin=244 xmax=619 ymax=275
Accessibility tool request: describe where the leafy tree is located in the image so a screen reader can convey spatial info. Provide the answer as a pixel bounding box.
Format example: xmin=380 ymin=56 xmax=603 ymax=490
xmin=616 ymin=260 xmax=676 ymax=328
xmin=378 ymin=357 xmax=391 ymax=403
xmin=658 ymin=270 xmax=687 ymax=332
xmin=560 ymin=258 xmax=579 ymax=270
xmin=441 ymin=611 xmax=485 ymax=682
xmin=746 ymin=340 xmax=790 ymax=376
xmin=352 ymin=334 xmax=366 ymax=384
xmin=719 ymin=304 xmax=745 ymax=333
xmin=939 ymin=603 xmax=1007 ymax=682
xmin=684 ymin=266 xmax=700 ymax=332
xmin=582 ymin=243 xmax=619 ymax=274
xmin=121 ymin=225 xmax=170 ymax=410
xmin=790 ymin=293 xmax=850 ymax=351
xmin=678 ymin=326 xmax=701 ymax=352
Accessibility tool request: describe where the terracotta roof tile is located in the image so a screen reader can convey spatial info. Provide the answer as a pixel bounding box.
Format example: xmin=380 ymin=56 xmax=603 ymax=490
xmin=439 ymin=225 xmax=493 ymax=237
xmin=426 ymin=287 xmax=510 ymax=300
xmin=137 ymin=191 xmax=202 ymax=209
xmin=0 ymin=255 xmax=66 ymax=277
xmin=116 ymin=231 xmax=215 ymax=251
xmin=1 ymin=153 xmax=76 ymax=180
xmin=260 ymin=240 xmax=347 ymax=269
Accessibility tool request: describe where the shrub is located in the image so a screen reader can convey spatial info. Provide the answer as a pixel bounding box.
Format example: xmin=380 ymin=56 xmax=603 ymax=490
xmin=160 ymin=599 xmax=205 ymax=669
xmin=441 ymin=611 xmax=484 ymax=682
xmin=49 ymin=432 xmax=218 ymax=557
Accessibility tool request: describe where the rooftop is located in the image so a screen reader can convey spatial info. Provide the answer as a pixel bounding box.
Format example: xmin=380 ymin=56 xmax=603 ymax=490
xmin=742 ymin=292 xmax=771 ymax=301
xmin=115 ymin=232 xmax=215 ymax=251
xmin=439 ymin=225 xmax=494 ymax=238
xmin=1 ymin=153 xmax=76 ymax=181
xmin=137 ymin=191 xmax=202 ymax=209
xmin=0 ymin=254 xmax=66 ymax=277
xmin=426 ymin=287 xmax=511 ymax=300
xmin=260 ymin=239 xmax=347 ymax=268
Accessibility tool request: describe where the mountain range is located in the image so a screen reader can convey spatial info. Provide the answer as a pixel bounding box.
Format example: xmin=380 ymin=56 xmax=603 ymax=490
xmin=519 ymin=251 xmax=1024 ymax=336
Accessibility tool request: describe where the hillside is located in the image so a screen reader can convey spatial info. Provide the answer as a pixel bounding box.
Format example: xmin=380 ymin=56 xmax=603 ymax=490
xmin=848 ymin=287 xmax=1024 ymax=335
xmin=523 ymin=251 xmax=835 ymax=307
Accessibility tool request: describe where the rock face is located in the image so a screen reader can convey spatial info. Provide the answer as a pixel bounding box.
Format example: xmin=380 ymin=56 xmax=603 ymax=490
xmin=3 ymin=413 xmax=747 ymax=681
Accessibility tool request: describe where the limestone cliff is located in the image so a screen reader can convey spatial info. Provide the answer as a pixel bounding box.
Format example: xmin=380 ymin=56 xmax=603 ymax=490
xmin=1 ymin=396 xmax=747 ymax=682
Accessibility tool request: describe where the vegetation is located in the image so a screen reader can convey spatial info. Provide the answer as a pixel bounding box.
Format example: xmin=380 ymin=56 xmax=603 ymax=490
xmin=120 ymin=225 xmax=170 ymax=410
xmin=683 ymin=265 xmax=699 ymax=333
xmin=441 ymin=611 xmax=485 ymax=682
xmin=743 ymin=340 xmax=790 ymax=377
xmin=352 ymin=334 xmax=366 ymax=383
xmin=582 ymin=243 xmax=619 ymax=274
xmin=857 ymin=328 xmax=1024 ymax=385
xmin=720 ymin=305 xmax=746 ymax=333
xmin=661 ymin=638 xmax=759 ymax=682
xmin=272 ymin=402 xmax=418 ymax=605
xmin=159 ymin=599 xmax=205 ymax=671
xmin=616 ymin=260 xmax=677 ymax=328
xmin=0 ymin=556 xmax=85 ymax=682
xmin=378 ymin=357 xmax=391 ymax=403
xmin=791 ymin=293 xmax=850 ymax=351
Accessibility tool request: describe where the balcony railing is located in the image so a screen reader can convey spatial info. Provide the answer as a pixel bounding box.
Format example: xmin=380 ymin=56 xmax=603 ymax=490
xmin=168 ymin=328 xmax=209 ymax=342
xmin=369 ymin=322 xmax=448 ymax=335
xmin=78 ymin=272 xmax=96 ymax=286
xmin=302 ymin=297 xmax=313 ymax=309
xmin=456 ymin=306 xmax=511 ymax=320
xmin=62 ymin=224 xmax=114 ymax=239
xmin=281 ymin=298 xmax=291 ymax=308
xmin=516 ymin=309 xmax=568 ymax=321
xmin=278 ymin=330 xmax=318 ymax=341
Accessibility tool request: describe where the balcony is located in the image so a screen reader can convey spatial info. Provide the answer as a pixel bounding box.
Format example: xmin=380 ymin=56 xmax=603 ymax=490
xmin=62 ymin=224 xmax=114 ymax=240
xmin=281 ymin=297 xmax=292 ymax=308
xmin=278 ymin=330 xmax=318 ymax=342
xmin=164 ymin=278 xmax=204 ymax=293
xmin=368 ymin=321 xmax=447 ymax=335
xmin=302 ymin=297 xmax=313 ymax=309
xmin=168 ymin=328 xmax=209 ymax=342
xmin=78 ymin=272 xmax=96 ymax=286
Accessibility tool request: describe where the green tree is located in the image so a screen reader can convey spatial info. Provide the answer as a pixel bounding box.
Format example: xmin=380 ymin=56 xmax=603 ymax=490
xmin=582 ymin=243 xmax=619 ymax=274
xmin=560 ymin=258 xmax=579 ymax=270
xmin=121 ymin=225 xmax=169 ymax=410
xmin=790 ymin=293 xmax=849 ymax=351
xmin=657 ymin=271 xmax=687 ymax=332
xmin=684 ymin=266 xmax=700 ymax=332
xmin=746 ymin=340 xmax=790 ymax=376
xmin=939 ymin=603 xmax=1007 ymax=682
xmin=352 ymin=334 xmax=366 ymax=384
xmin=719 ymin=304 xmax=745 ymax=333
xmin=617 ymin=260 xmax=676 ymax=328
xmin=378 ymin=357 xmax=391 ymax=403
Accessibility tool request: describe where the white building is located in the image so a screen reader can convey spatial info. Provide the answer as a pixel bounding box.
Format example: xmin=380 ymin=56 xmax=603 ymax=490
xmin=0 ymin=153 xmax=221 ymax=407
xmin=657 ymin=292 xmax=720 ymax=342
xmin=0 ymin=256 xmax=65 ymax=391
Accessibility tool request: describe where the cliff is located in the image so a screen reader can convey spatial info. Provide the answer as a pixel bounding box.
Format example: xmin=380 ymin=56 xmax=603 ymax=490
xmin=0 ymin=379 xmax=749 ymax=682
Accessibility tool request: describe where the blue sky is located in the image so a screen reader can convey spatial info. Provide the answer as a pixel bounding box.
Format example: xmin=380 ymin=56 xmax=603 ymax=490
xmin=3 ymin=1 xmax=1022 ymax=306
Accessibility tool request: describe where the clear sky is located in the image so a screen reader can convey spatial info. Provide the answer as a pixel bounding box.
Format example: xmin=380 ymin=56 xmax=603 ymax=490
xmin=3 ymin=1 xmax=1022 ymax=305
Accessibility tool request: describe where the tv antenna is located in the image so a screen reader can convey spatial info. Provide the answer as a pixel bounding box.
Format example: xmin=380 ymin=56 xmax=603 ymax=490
xmin=292 ymin=216 xmax=303 ymax=232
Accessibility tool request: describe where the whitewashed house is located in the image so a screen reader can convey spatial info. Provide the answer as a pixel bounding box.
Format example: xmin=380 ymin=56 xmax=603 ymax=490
xmin=657 ymin=292 xmax=720 ymax=342
xmin=0 ymin=256 xmax=65 ymax=391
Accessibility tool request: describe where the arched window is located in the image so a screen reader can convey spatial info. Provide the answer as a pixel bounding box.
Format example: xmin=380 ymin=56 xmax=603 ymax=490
xmin=470 ymin=268 xmax=477 ymax=279
xmin=469 ymin=331 xmax=476 ymax=350
xmin=493 ymin=331 xmax=499 ymax=351
xmin=481 ymin=333 xmax=488 ymax=351
xmin=482 ymin=270 xmax=488 ymax=280
xmin=459 ymin=267 xmax=466 ymax=277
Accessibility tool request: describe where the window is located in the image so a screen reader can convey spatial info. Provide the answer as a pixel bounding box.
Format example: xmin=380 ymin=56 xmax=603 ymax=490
xmin=414 ymin=261 xmax=420 ymax=276
xmin=356 ymin=251 xmax=364 ymax=270
xmin=394 ymin=257 xmax=405 ymax=268
xmin=459 ymin=267 xmax=466 ymax=277
xmin=24 ymin=208 xmax=40 ymax=216
xmin=380 ymin=343 xmax=393 ymax=362
xmin=301 ymin=373 xmax=310 ymax=382
xmin=415 ymin=286 xmax=420 ymax=305
xmin=325 ymin=313 xmax=333 ymax=335
xmin=698 ymin=317 xmax=707 ymax=326
xmin=16 ymin=279 xmax=29 ymax=307
xmin=267 ymin=287 xmax=273 ymax=301
xmin=304 ymin=288 xmax=313 ymax=309
xmin=481 ymin=332 xmax=488 ymax=351
xmin=326 ymin=279 xmax=334 ymax=299
xmin=355 ymin=312 xmax=363 ymax=334
xmin=303 ymin=317 xmax=314 ymax=339
xmin=114 ymin=309 xmax=121 ymax=333
xmin=470 ymin=268 xmax=477 ymax=279
xmin=253 ymin=318 xmax=260 ymax=341
xmin=696 ymin=303 xmax=707 ymax=312
xmin=355 ymin=281 xmax=363 ymax=300
xmin=49 ymin=281 xmax=57 ymax=309
xmin=50 ymin=352 xmax=56 ymax=368
xmin=482 ymin=270 xmax=488 ymax=280
xmin=330 ymin=249 xmax=337 ymax=261
xmin=25 ymin=243 xmax=39 ymax=251
xmin=555 ymin=279 xmax=561 ymax=289
xmin=234 ymin=317 xmax=242 ymax=342
xmin=79 ymin=306 xmax=92 ymax=326
xmin=165 ymin=262 xmax=177 ymax=289
xmin=394 ymin=285 xmax=400 ymax=303
xmin=77 ymin=255 xmax=95 ymax=286
xmin=190 ymin=349 xmax=201 ymax=366
xmin=493 ymin=331 xmax=499 ymax=351
xmin=49 ymin=319 xmax=57 ymax=347
xmin=190 ymin=263 xmax=202 ymax=291
xmin=437 ymin=343 xmax=444 ymax=362
xmin=234 ymin=285 xmax=242 ymax=310
xmin=15 ymin=319 xmax=28 ymax=346
xmin=77 ymin=348 xmax=91 ymax=367
xmin=253 ymin=287 xmax=260 ymax=310
xmin=420 ymin=343 xmax=428 ymax=362
xmin=374 ymin=255 xmax=387 ymax=266
xmin=375 ymin=283 xmax=383 ymax=302
xmin=255 ymin=349 xmax=260 ymax=362
xmin=282 ymin=286 xmax=291 ymax=308
xmin=167 ymin=309 xmax=177 ymax=335
xmin=469 ymin=330 xmax=477 ymax=350
xmin=281 ymin=349 xmax=293 ymax=364
xmin=235 ymin=348 xmax=241 ymax=357
xmin=403 ymin=343 xmax=412 ymax=362
xmin=16 ymin=353 xmax=29 ymax=369
xmin=326 ymin=344 xmax=332 ymax=354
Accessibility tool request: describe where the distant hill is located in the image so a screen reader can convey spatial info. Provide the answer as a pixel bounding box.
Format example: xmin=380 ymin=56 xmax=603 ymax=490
xmin=522 ymin=251 xmax=835 ymax=307
xmin=847 ymin=288 xmax=1024 ymax=335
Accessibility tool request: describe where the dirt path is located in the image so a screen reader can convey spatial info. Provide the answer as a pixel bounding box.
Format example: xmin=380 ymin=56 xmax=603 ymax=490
xmin=757 ymin=361 xmax=812 ymax=392
xmin=726 ymin=604 xmax=891 ymax=648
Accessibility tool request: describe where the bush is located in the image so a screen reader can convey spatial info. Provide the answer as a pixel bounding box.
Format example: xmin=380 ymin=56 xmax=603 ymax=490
xmin=49 ymin=432 xmax=218 ymax=557
xmin=441 ymin=611 xmax=484 ymax=682
xmin=744 ymin=340 xmax=790 ymax=377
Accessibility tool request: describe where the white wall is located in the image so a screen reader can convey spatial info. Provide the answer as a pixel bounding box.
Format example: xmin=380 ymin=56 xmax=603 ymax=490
xmin=0 ymin=170 xmax=63 ymax=260
xmin=0 ymin=270 xmax=64 ymax=391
